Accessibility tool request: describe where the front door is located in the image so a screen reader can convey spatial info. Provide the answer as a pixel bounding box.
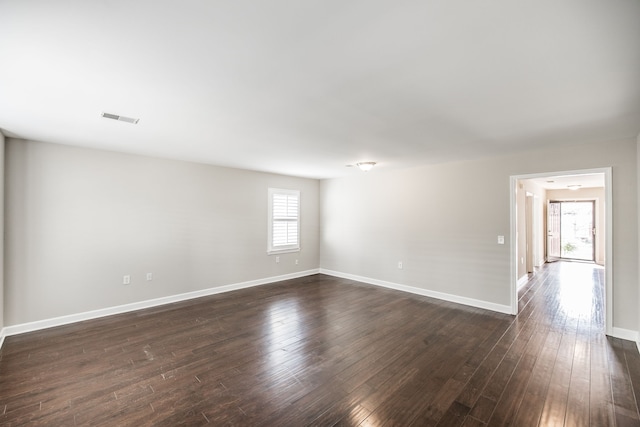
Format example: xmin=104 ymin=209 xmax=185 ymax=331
xmin=547 ymin=200 xmax=595 ymax=262
xmin=559 ymin=201 xmax=595 ymax=261
xmin=547 ymin=201 xmax=561 ymax=261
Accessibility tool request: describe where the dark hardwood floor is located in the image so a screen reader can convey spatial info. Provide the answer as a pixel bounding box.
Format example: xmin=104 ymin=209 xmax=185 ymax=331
xmin=1 ymin=262 xmax=639 ymax=426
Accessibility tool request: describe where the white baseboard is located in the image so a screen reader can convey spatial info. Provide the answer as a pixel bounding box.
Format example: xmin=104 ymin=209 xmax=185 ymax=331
xmin=1 ymin=269 xmax=319 ymax=342
xmin=3 ymin=269 xmax=638 ymax=354
xmin=517 ymin=274 xmax=529 ymax=290
xmin=319 ymin=269 xmax=513 ymax=315
xmin=611 ymin=327 xmax=640 ymax=343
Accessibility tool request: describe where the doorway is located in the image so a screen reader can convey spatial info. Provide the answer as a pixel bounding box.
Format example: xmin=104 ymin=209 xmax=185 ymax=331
xmin=548 ymin=200 xmax=595 ymax=262
xmin=509 ymin=168 xmax=612 ymax=335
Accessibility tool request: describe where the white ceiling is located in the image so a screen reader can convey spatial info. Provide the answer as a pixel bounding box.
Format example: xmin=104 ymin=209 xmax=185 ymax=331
xmin=528 ymin=173 xmax=605 ymax=190
xmin=1 ymin=1 xmax=639 ymax=179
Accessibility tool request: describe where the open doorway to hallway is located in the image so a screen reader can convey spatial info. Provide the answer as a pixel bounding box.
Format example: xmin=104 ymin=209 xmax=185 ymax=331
xmin=509 ymin=168 xmax=612 ymax=335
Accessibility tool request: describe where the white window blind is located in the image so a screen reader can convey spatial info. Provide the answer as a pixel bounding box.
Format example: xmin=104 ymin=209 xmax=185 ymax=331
xmin=268 ymin=188 xmax=300 ymax=254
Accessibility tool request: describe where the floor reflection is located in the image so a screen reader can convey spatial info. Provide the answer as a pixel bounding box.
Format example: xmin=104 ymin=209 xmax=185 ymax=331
xmin=555 ymin=261 xmax=603 ymax=319
xmin=263 ymin=298 xmax=303 ymax=370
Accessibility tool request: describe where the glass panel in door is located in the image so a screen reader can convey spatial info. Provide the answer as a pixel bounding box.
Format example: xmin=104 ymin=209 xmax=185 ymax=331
xmin=560 ymin=201 xmax=594 ymax=261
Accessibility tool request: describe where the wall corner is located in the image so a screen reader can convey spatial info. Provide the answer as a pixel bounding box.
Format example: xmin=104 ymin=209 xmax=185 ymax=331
xmin=0 ymin=132 xmax=4 ymax=338
xmin=637 ymin=133 xmax=640 ymax=350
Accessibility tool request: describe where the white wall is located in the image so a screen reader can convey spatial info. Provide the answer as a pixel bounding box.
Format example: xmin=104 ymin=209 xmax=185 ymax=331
xmin=320 ymin=138 xmax=638 ymax=332
xmin=321 ymin=157 xmax=513 ymax=309
xmin=4 ymin=139 xmax=320 ymax=326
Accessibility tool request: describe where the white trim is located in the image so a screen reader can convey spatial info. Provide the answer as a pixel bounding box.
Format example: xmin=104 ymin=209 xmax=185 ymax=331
xmin=611 ymin=327 xmax=639 ymax=343
xmin=1 ymin=269 xmax=319 ymax=340
xmin=0 ymin=328 xmax=6 ymax=351
xmin=319 ymin=269 xmax=512 ymax=315
xmin=517 ymin=275 xmax=529 ymax=290
xmin=268 ymin=188 xmax=301 ymax=254
xmin=509 ymin=167 xmax=613 ymax=333
xmin=509 ymin=177 xmax=518 ymax=314
xmin=267 ymin=248 xmax=300 ymax=256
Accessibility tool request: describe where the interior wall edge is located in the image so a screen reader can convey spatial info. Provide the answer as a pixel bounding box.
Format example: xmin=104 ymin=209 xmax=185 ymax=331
xmin=319 ymin=268 xmax=513 ymax=315
xmin=1 ymin=269 xmax=320 ymax=341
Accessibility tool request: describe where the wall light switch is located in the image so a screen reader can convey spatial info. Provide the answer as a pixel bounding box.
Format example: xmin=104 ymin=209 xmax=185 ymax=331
xmin=398 ymin=261 xmax=403 ymax=269
xmin=497 ymin=235 xmax=505 ymax=245
xmin=146 ymin=273 xmax=153 ymax=281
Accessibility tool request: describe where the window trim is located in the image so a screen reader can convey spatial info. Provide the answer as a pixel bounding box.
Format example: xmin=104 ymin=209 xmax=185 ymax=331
xmin=267 ymin=188 xmax=301 ymax=255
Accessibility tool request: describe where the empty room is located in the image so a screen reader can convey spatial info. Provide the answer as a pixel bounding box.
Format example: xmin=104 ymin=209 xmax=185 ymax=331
xmin=1 ymin=1 xmax=640 ymax=426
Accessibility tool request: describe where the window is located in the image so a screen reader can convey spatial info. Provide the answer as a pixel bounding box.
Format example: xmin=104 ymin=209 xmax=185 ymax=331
xmin=268 ymin=188 xmax=300 ymax=254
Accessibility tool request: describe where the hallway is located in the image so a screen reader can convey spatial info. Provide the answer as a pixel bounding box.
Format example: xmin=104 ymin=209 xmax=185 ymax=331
xmin=514 ymin=261 xmax=640 ymax=426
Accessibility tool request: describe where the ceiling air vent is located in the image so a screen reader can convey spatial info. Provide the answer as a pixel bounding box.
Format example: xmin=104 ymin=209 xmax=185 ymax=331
xmin=101 ymin=112 xmax=140 ymax=124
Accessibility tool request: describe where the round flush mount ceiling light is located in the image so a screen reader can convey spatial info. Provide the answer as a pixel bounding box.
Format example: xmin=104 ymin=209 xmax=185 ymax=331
xmin=355 ymin=162 xmax=376 ymax=172
xmin=101 ymin=112 xmax=140 ymax=124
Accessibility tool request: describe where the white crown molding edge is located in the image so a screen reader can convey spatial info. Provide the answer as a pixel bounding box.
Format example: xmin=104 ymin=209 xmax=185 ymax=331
xmin=1 ymin=269 xmax=320 ymax=343
xmin=319 ymin=269 xmax=513 ymax=315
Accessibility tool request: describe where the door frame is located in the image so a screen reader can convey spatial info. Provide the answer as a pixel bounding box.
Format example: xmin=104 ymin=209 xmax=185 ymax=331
xmin=509 ymin=167 xmax=612 ymax=335
xmin=525 ymin=193 xmax=534 ymax=273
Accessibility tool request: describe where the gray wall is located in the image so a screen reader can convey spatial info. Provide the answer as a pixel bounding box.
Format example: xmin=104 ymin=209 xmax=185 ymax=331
xmin=4 ymin=139 xmax=320 ymax=325
xmin=4 ymin=136 xmax=639 ymax=336
xmin=320 ymin=138 xmax=638 ymax=331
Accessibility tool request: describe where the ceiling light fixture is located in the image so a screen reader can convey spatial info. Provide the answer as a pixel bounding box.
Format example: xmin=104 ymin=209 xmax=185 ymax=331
xmin=356 ymin=162 xmax=376 ymax=172
xmin=567 ymin=184 xmax=582 ymax=190
xmin=101 ymin=112 xmax=140 ymax=124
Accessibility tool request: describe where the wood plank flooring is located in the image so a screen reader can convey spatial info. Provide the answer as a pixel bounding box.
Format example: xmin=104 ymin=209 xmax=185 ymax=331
xmin=1 ymin=261 xmax=639 ymax=426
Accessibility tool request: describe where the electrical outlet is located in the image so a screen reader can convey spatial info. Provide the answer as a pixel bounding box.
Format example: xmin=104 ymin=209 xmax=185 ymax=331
xmin=295 ymin=259 xmax=299 ymax=265
xmin=123 ymin=275 xmax=131 ymax=285
xmin=276 ymin=256 xmax=280 ymax=263
xmin=146 ymin=273 xmax=153 ymax=281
